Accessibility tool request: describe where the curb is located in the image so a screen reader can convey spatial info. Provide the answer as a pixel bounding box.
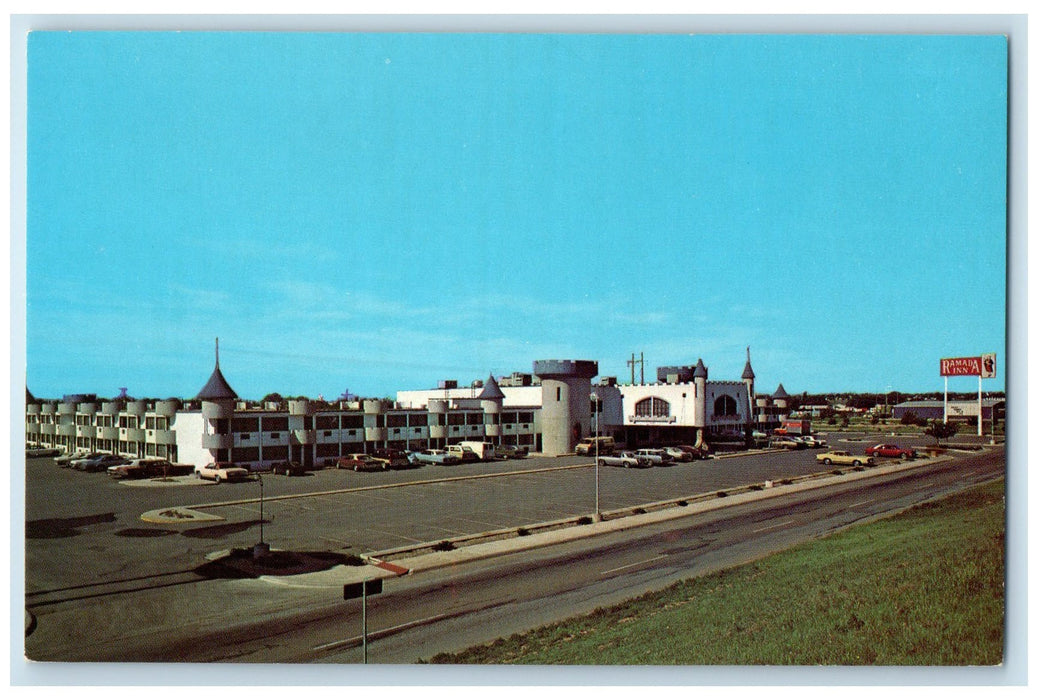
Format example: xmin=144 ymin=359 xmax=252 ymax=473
xmin=254 ymin=452 xmax=969 ymax=589
xmin=358 ymin=454 xmax=959 ymax=577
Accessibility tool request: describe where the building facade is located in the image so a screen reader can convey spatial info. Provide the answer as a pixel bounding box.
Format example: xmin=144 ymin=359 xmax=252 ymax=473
xmin=26 ymin=348 xmax=792 ymax=468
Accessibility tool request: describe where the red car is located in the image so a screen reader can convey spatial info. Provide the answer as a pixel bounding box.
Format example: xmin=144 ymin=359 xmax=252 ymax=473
xmin=865 ymin=443 xmax=917 ymax=459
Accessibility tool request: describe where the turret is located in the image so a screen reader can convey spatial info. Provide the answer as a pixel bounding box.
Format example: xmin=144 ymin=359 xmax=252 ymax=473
xmin=741 ymin=347 xmax=756 ymax=429
xmin=478 ymin=374 xmax=505 ymax=441
xmin=197 ymin=338 xmax=238 ymax=463
xmin=533 ymin=360 xmax=597 ymax=456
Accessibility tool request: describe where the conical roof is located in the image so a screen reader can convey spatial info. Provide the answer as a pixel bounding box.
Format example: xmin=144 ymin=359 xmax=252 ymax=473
xmin=741 ymin=347 xmax=755 ymax=380
xmin=197 ymin=366 xmax=238 ymax=401
xmin=693 ymin=358 xmax=708 ymax=379
xmin=773 ymin=383 xmax=789 ymax=399
xmin=477 ymin=374 xmax=505 ymax=401
xmin=26 ymin=386 xmax=36 ymax=403
xmin=196 ymin=338 xmax=238 ymax=401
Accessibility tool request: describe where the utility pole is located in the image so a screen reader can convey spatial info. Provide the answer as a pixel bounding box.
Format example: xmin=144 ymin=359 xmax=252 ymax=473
xmin=627 ymin=352 xmax=645 ymax=385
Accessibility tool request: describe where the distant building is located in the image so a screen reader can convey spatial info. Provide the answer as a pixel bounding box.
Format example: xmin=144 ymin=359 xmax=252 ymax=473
xmin=893 ymin=399 xmax=1005 ymax=425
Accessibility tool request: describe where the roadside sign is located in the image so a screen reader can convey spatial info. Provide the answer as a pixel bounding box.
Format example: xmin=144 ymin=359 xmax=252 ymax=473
xmin=343 ymin=578 xmax=383 ymax=600
xmin=940 ymin=354 xmax=996 ymax=377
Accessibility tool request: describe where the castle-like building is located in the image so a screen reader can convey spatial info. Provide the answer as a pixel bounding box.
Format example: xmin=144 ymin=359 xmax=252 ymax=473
xmin=25 ymin=345 xmax=793 ymax=469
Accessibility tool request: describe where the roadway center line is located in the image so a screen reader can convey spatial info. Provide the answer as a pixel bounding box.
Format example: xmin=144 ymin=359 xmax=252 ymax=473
xmin=600 ymin=554 xmax=667 ymax=576
xmin=751 ymin=519 xmax=796 ymax=534
xmin=848 ymin=500 xmax=874 ymax=509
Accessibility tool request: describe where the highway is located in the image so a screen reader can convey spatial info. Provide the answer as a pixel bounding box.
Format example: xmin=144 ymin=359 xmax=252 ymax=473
xmin=25 ymin=445 xmax=1002 ymax=664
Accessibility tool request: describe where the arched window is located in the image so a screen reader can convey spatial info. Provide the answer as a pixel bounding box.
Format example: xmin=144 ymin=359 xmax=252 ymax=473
xmin=714 ymin=394 xmax=738 ymax=416
xmin=635 ymin=397 xmax=670 ymax=418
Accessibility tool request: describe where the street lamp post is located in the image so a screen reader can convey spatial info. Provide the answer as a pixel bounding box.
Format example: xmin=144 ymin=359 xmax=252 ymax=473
xmin=253 ymin=473 xmax=269 ymax=559
xmin=591 ymin=392 xmax=600 ymax=520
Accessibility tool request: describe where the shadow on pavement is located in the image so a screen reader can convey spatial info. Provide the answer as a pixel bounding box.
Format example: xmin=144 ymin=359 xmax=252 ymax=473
xmin=180 ymin=520 xmax=263 ymax=539
xmin=194 ymin=549 xmax=365 ymax=579
xmin=26 ymin=512 xmax=117 ymax=539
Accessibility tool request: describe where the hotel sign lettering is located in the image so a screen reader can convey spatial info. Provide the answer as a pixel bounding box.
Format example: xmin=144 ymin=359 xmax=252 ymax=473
xmin=940 ymin=354 xmax=996 ymax=378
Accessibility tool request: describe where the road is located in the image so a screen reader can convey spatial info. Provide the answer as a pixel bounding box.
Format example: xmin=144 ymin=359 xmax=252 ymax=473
xmin=23 ymin=444 xmax=1003 ymax=663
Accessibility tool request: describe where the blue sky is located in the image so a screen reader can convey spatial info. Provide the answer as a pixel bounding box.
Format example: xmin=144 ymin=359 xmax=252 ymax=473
xmin=25 ymin=32 xmax=1007 ymax=400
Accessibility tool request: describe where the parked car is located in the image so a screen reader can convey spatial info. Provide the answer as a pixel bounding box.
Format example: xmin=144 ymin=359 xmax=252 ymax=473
xmin=596 ymin=451 xmax=644 ymax=468
xmin=865 ymin=443 xmax=917 ymax=459
xmin=663 ymin=446 xmax=694 ymax=462
xmin=108 ymin=458 xmax=171 ymax=479
xmin=271 ymin=460 xmax=307 ymax=476
xmin=816 ymin=450 xmax=875 ymax=467
xmin=458 ymin=441 xmax=496 ymax=460
xmin=195 ymin=462 xmax=251 ymax=483
xmin=337 ymin=453 xmax=387 ymax=471
xmin=677 ymin=444 xmax=708 ymax=459
xmin=495 ymin=444 xmax=529 ymax=459
xmin=372 ymin=448 xmax=411 ymax=469
xmin=769 ymin=436 xmax=803 ymax=450
xmin=57 ymin=450 xmax=96 ymax=468
xmin=446 ymin=445 xmax=480 ymax=462
xmin=633 ymin=449 xmax=674 ymax=466
xmin=575 ymin=436 xmax=616 ymax=456
xmin=75 ymin=454 xmax=128 ymax=472
xmin=26 ymin=446 xmax=61 ymax=458
xmin=412 ymin=448 xmax=461 ymax=465
xmin=800 ymin=435 xmax=828 ymax=448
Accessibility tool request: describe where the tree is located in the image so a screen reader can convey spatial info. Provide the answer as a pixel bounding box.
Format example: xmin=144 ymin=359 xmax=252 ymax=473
xmin=900 ymin=411 xmax=919 ymax=426
xmin=924 ymin=420 xmax=959 ymax=446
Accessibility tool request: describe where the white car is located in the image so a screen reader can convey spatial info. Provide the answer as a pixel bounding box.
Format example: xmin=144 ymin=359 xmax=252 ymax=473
xmin=633 ymin=449 xmax=674 ymax=466
xmin=195 ymin=462 xmax=251 ymax=483
xmin=596 ymin=451 xmax=643 ymax=468
xmin=663 ymin=447 xmax=694 ymax=462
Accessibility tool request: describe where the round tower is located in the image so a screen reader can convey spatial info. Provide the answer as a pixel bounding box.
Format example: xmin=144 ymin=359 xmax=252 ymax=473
xmin=477 ymin=374 xmax=505 ymax=442
xmin=741 ymin=347 xmax=756 ymax=430
xmin=197 ymin=338 xmax=238 ymax=463
xmin=773 ymin=383 xmax=790 ymax=420
xmin=533 ymin=360 xmax=597 ymax=457
xmin=693 ymin=359 xmax=708 ymax=447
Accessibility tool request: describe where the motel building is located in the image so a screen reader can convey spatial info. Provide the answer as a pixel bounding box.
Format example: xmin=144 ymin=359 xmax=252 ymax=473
xmin=25 ymin=348 xmax=794 ymax=469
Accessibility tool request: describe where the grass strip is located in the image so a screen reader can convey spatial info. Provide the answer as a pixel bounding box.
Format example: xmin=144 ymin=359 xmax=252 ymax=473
xmin=428 ymin=479 xmax=1005 ymax=665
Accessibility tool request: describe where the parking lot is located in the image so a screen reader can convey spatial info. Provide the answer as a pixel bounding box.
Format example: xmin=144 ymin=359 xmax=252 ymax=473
xmin=24 ymin=432 xmax=958 ymax=596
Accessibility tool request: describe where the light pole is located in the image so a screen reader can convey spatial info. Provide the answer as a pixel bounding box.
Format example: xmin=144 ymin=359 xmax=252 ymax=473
xmin=591 ymin=392 xmax=600 ymax=521
xmin=253 ymin=473 xmax=269 ymax=559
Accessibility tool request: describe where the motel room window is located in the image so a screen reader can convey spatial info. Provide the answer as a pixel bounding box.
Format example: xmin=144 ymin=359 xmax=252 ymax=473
xmin=634 ymin=397 xmax=670 ymax=418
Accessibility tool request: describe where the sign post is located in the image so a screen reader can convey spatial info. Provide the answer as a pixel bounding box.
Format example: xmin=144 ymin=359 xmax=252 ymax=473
xmin=940 ymin=354 xmax=996 ymax=437
xmin=344 ymin=578 xmax=384 ymax=663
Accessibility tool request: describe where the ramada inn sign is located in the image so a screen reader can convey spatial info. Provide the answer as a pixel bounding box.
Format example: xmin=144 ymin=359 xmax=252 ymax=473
xmin=940 ymin=353 xmax=997 ymax=378
xmin=939 ymin=353 xmax=996 ymax=437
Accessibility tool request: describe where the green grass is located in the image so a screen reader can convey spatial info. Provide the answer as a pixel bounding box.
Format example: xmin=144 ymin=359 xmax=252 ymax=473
xmin=428 ymin=479 xmax=1005 ymax=665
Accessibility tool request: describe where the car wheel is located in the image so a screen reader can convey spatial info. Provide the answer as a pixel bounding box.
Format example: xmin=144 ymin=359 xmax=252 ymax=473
xmin=214 ymin=474 xmax=222 ymax=484
xmin=598 ymin=459 xmax=606 ymax=467
xmin=852 ymin=460 xmax=862 ymax=466
xmin=901 ymin=452 xmax=910 ymax=459
xmin=823 ymin=458 xmax=832 ymax=465
xmin=354 ymin=465 xmax=360 ymax=472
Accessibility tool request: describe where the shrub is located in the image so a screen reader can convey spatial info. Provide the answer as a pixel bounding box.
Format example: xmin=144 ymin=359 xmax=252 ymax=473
xmin=432 ymin=540 xmax=456 ymax=552
xmin=716 ymin=491 xmax=728 ymax=498
xmin=516 ymin=527 xmax=530 ymax=537
xmin=576 ymin=516 xmax=593 ymax=525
